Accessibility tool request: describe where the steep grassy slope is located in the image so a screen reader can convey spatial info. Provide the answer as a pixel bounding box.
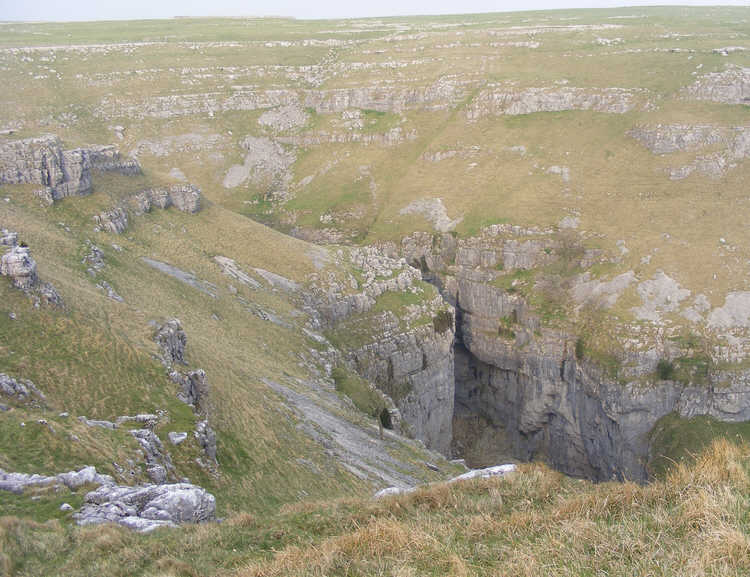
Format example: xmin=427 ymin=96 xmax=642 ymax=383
xmin=0 ymin=175 xmax=457 ymax=518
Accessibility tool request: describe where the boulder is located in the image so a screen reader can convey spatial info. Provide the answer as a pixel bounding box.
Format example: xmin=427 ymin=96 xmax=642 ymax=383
xmin=1 ymin=246 xmax=37 ymax=290
xmin=93 ymin=207 xmax=128 ymax=234
xmin=155 ymin=319 xmax=187 ymax=366
xmin=74 ymin=482 xmax=216 ymax=533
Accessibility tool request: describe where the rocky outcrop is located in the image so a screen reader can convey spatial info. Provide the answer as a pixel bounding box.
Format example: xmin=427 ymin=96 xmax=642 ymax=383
xmin=306 ymin=246 xmax=456 ymax=454
xmin=95 ymin=80 xmax=467 ymax=120
xmin=171 ymin=369 xmax=209 ymax=412
xmin=74 ymin=482 xmax=216 ymax=533
xmin=93 ymin=207 xmax=128 ymax=234
xmin=132 ymin=184 xmax=201 ymax=214
xmin=155 ymin=318 xmax=187 ymax=366
xmin=684 ymin=65 xmax=750 ymax=105
xmin=628 ymin=124 xmax=750 ymax=179
xmin=0 ymin=135 xmax=140 ymax=204
xmin=628 ymin=124 xmax=724 ymax=154
xmin=0 ymin=465 xmax=113 ymax=494
xmin=400 ymin=226 xmax=750 ymax=481
xmin=0 ymin=373 xmax=45 ymax=404
xmin=1 ymin=245 xmax=37 ymax=290
xmin=130 ymin=428 xmax=175 ymax=484
xmin=1 ymin=229 xmax=62 ymax=306
xmin=194 ymin=420 xmax=217 ymax=463
xmin=466 ymin=86 xmax=640 ymax=119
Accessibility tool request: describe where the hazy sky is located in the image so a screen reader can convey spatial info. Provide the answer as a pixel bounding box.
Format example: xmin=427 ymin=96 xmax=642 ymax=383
xmin=1 ymin=0 xmax=747 ymax=22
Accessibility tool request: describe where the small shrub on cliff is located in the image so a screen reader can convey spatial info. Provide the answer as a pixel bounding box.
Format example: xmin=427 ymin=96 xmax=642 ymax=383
xmin=575 ymin=337 xmax=585 ymax=360
xmin=657 ymin=359 xmax=676 ymax=381
xmin=432 ymin=309 xmax=453 ymax=335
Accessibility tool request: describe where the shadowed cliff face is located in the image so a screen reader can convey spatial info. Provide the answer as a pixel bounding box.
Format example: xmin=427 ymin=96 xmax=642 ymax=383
xmin=397 ymin=231 xmax=750 ymax=482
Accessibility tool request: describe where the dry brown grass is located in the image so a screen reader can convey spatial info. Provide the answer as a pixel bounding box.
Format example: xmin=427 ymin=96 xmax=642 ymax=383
xmin=232 ymin=439 xmax=750 ymax=577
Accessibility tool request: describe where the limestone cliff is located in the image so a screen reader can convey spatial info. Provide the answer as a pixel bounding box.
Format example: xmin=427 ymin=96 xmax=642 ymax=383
xmin=305 ymin=246 xmax=455 ymax=454
xmin=399 ymin=227 xmax=750 ymax=481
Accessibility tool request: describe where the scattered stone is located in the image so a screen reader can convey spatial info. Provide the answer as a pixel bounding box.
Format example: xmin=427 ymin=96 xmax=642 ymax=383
xmin=222 ymin=135 xmax=295 ymax=190
xmin=60 ymin=502 xmax=73 ymax=512
xmin=258 ymin=103 xmax=310 ymax=132
xmin=96 ymin=280 xmax=124 ymax=302
xmin=168 ymin=432 xmax=188 ymax=445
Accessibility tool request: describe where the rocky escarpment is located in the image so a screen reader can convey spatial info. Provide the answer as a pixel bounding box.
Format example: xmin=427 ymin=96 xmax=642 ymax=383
xmin=399 ymin=226 xmax=750 ymax=481
xmin=0 ymin=135 xmax=141 ymax=204
xmin=683 ymin=65 xmax=750 ymax=105
xmin=155 ymin=318 xmax=218 ymax=470
xmin=305 ymin=246 xmax=455 ymax=454
xmin=628 ymin=124 xmax=750 ymax=179
xmin=466 ymin=85 xmax=642 ymax=120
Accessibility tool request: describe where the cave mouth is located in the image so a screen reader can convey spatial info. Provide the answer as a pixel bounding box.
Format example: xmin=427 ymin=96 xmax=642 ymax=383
xmin=450 ymin=342 xmax=518 ymax=469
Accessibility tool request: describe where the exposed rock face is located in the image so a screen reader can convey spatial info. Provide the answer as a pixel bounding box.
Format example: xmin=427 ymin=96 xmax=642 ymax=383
xmin=132 ymin=184 xmax=201 ymax=214
xmin=93 ymin=207 xmax=128 ymax=234
xmin=466 ymin=86 xmax=640 ymax=119
xmin=222 ymin=135 xmax=295 ymax=191
xmin=194 ymin=420 xmax=217 ymax=463
xmin=684 ymin=65 xmax=750 ymax=105
xmin=171 ymin=369 xmax=209 ymax=412
xmin=628 ymin=124 xmax=750 ymax=179
xmin=306 ymin=246 xmax=455 ymax=454
xmin=0 ymin=373 xmax=45 ymax=404
xmin=400 ymin=227 xmax=750 ymax=481
xmin=74 ymin=482 xmax=216 ymax=533
xmin=349 ymin=318 xmax=455 ymax=454
xmin=0 ymin=135 xmax=140 ymax=204
xmin=130 ymin=428 xmax=176 ymax=484
xmin=155 ymin=318 xmax=187 ymax=366
xmin=258 ymin=103 xmax=310 ymax=132
xmin=0 ymin=230 xmax=62 ymax=306
xmin=0 ymin=465 xmax=113 ymax=495
xmin=1 ymin=245 xmax=37 ymax=289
